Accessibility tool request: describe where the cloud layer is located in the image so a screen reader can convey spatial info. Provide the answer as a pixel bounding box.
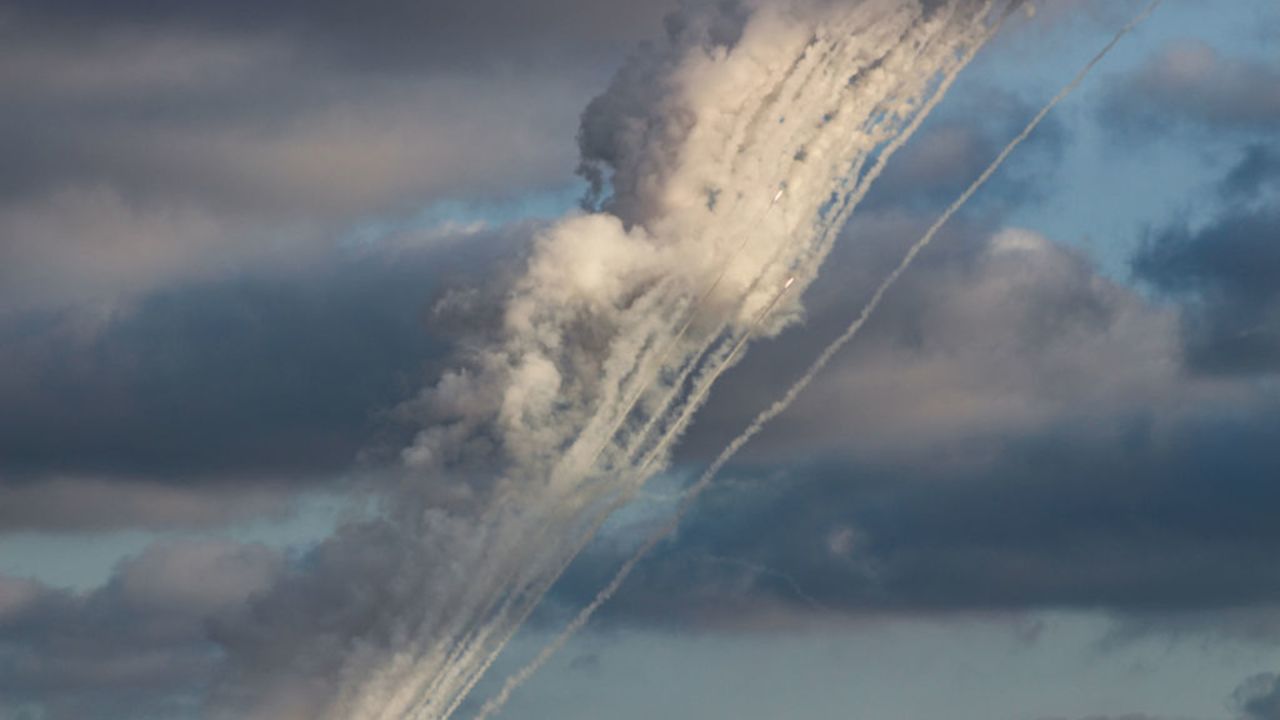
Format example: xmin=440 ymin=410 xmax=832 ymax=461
xmin=2 ymin=2 xmax=1279 ymax=719
xmin=0 ymin=0 xmax=679 ymax=312
xmin=0 ymin=540 xmax=280 ymax=720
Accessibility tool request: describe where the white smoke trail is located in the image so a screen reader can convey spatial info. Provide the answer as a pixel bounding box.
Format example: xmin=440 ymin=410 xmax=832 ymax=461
xmin=264 ymin=4 xmax=1051 ymax=720
xmin=470 ymin=3 xmax=1161 ymax=716
xmin=406 ymin=238 xmax=800 ymax=720
xmin=418 ymin=12 xmax=1020 ymax=720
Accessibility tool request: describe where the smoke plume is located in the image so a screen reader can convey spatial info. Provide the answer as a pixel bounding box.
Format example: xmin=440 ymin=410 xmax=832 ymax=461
xmin=472 ymin=5 xmax=1161 ymax=714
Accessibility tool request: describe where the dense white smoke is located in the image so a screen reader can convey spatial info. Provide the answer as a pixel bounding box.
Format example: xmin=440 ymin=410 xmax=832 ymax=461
xmin=225 ymin=2 xmax=1030 ymax=719
xmin=362 ymin=2 xmax=1024 ymax=718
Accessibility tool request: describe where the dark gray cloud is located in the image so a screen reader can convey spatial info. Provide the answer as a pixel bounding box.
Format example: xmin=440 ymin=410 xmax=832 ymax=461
xmin=1 ymin=252 xmax=435 ymax=478
xmin=1220 ymin=144 xmax=1280 ymax=203
xmin=1102 ymin=40 xmax=1280 ymax=136
xmin=3 ymin=0 xmax=677 ymax=73
xmin=592 ymin=408 xmax=1280 ymax=625
xmin=1133 ymin=145 xmax=1280 ymax=376
xmin=0 ymin=0 xmax=677 ymax=312
xmin=0 ymin=539 xmax=281 ymax=720
xmin=1134 ymin=206 xmax=1280 ymax=375
xmin=205 ymin=519 xmax=436 ymax=719
xmin=0 ymin=223 xmax=529 ymax=532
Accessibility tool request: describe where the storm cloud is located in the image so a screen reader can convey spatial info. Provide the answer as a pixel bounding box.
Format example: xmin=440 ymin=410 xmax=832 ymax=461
xmin=0 ymin=223 xmax=530 ymax=531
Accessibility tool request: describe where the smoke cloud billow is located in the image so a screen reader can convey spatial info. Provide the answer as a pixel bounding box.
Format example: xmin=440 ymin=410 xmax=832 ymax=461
xmin=211 ymin=1 xmax=1025 ymax=718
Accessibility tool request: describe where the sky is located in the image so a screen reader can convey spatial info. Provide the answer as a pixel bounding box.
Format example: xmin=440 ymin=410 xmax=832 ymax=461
xmin=2 ymin=1 xmax=1280 ymax=719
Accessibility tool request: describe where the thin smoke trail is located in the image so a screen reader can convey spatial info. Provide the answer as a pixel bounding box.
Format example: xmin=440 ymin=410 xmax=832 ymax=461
xmin=697 ymin=553 xmax=828 ymax=611
xmin=631 ymin=276 xmax=798 ymax=484
xmin=470 ymin=3 xmax=1161 ymax=716
xmin=466 ymin=279 xmax=797 ymax=720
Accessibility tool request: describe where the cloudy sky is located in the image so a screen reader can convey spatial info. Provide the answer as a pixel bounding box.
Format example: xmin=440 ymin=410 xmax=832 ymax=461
xmin=2 ymin=1 xmax=1280 ymax=719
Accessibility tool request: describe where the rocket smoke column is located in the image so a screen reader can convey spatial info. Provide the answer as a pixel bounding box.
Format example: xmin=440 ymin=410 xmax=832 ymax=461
xmin=211 ymin=1 xmax=1030 ymax=718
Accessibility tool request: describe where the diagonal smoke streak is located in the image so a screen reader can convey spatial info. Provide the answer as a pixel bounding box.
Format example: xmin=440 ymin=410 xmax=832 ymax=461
xmin=423 ymin=5 xmax=1023 ymax=718
xmin=469 ymin=3 xmax=1161 ymax=716
xmin=571 ymin=188 xmax=790 ymax=496
xmin=433 ymin=15 xmax=1016 ymax=720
